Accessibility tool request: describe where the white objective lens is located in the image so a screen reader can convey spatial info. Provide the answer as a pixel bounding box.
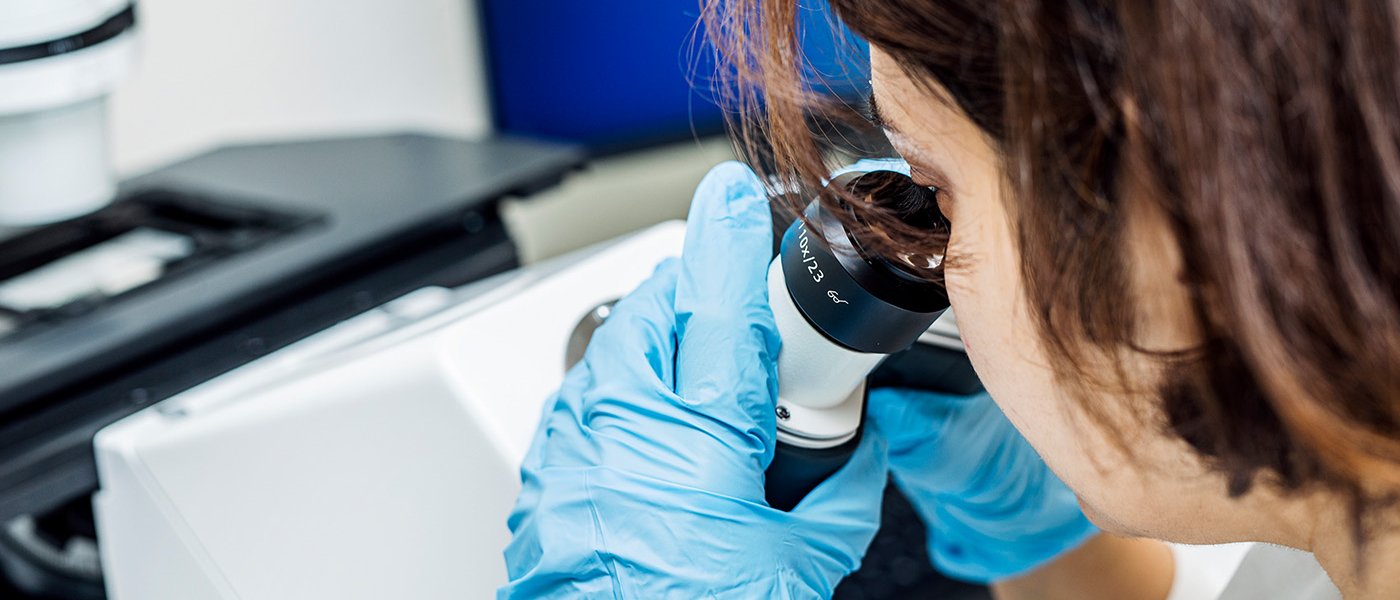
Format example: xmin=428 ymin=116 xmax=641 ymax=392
xmin=0 ymin=98 xmax=114 ymax=225
xmin=768 ymin=258 xmax=884 ymax=448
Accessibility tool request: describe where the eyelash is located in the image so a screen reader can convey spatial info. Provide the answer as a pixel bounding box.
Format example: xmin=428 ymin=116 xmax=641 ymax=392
xmin=910 ymin=167 xmax=949 ymax=195
xmin=920 ymin=184 xmax=955 ymax=225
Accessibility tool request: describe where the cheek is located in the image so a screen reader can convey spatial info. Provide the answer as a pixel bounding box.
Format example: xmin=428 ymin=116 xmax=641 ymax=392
xmin=945 ymin=258 xmax=1071 ymax=464
xmin=934 ymin=186 xmax=1249 ymax=542
xmin=941 ymin=220 xmax=1157 ymax=534
xmin=941 ymin=213 xmax=1059 ymax=444
xmin=945 ymin=242 xmax=1216 ymax=540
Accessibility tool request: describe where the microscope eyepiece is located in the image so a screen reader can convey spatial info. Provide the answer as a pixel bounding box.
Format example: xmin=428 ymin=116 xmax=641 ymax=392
xmin=778 ymin=170 xmax=950 ymax=354
xmin=764 ymin=168 xmax=953 ymax=510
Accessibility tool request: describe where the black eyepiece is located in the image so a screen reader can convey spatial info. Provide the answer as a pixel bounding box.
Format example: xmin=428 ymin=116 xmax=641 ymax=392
xmin=779 ymin=170 xmax=950 ymax=354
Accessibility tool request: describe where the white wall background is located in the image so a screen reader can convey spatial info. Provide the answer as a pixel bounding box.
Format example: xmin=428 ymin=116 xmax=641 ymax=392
xmin=104 ymin=0 xmax=728 ymax=263
xmin=109 ymin=0 xmax=492 ymax=177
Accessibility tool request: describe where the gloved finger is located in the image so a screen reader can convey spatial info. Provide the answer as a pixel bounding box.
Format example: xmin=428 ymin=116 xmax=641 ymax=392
xmin=571 ymin=259 xmax=679 ymax=468
xmin=796 ymin=431 xmax=889 ymax=510
xmin=508 ymin=362 xmax=593 ymax=535
xmin=672 ymin=162 xmax=780 ymax=443
xmin=581 ymin=258 xmax=771 ymax=499
xmin=786 ymin=430 xmax=889 ymax=580
xmin=578 ymin=260 xmax=735 ymax=481
xmin=529 ymin=361 xmax=598 ymax=470
xmin=581 ymin=258 xmax=681 ymax=396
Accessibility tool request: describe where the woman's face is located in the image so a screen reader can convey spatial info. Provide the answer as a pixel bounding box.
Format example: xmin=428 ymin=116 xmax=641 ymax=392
xmin=868 ymin=48 xmax=1288 ymax=544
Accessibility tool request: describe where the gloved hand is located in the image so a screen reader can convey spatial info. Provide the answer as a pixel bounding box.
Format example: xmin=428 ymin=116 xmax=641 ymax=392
xmin=867 ymin=387 xmax=1098 ymax=584
xmin=500 ymin=162 xmax=889 ymax=599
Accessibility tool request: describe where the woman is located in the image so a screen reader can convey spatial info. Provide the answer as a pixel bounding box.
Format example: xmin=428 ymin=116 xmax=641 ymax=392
xmin=501 ymin=1 xmax=1400 ymax=598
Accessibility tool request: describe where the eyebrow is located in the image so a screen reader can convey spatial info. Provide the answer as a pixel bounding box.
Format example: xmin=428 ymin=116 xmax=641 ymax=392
xmin=864 ymin=91 xmax=957 ymax=193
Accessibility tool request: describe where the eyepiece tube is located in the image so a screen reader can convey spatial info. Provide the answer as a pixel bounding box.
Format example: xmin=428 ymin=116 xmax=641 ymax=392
xmin=764 ymin=170 xmax=949 ymax=511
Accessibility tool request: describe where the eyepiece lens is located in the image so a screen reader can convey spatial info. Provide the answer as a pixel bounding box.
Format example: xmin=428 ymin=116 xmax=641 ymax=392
xmin=834 ymin=170 xmax=948 ymax=283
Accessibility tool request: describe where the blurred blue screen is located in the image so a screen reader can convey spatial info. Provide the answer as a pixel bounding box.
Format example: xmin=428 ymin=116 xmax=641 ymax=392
xmin=480 ymin=1 xmax=866 ymax=153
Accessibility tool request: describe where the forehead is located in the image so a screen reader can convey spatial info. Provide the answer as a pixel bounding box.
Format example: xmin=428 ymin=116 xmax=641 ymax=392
xmin=869 ymin=48 xmax=1001 ymax=184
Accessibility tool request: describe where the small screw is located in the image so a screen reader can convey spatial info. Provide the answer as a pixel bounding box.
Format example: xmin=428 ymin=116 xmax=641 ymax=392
xmin=776 ymin=405 xmax=791 ymax=421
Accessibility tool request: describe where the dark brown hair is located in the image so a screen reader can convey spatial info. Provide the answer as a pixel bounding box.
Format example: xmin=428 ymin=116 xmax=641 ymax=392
xmin=706 ymin=0 xmax=1400 ymax=514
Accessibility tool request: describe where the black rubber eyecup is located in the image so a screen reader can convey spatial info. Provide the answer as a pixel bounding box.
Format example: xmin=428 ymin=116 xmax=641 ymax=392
xmin=779 ymin=170 xmax=950 ymax=354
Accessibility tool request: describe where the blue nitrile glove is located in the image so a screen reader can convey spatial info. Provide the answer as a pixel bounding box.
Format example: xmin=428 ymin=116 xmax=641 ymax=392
xmin=867 ymin=388 xmax=1098 ymax=583
xmin=500 ymin=161 xmax=889 ymax=599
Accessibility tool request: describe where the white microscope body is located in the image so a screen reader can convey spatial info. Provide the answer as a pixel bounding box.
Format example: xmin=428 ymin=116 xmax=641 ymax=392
xmin=93 ymin=223 xmax=691 ymax=599
xmin=0 ymin=0 xmax=137 ymax=225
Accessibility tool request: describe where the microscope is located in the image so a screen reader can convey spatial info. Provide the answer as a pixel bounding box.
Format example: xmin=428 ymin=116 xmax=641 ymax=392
xmin=71 ymin=164 xmax=970 ymax=600
xmin=764 ymin=169 xmax=952 ymax=510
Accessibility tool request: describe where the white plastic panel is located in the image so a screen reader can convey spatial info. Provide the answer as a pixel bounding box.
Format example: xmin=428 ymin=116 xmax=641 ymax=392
xmin=437 ymin=222 xmax=687 ymax=464
xmin=94 ymin=222 xmax=687 ymax=600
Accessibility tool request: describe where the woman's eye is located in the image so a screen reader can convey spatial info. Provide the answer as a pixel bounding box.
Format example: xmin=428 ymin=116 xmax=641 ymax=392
xmin=908 ymin=165 xmax=943 ymax=189
xmin=930 ymin=188 xmax=954 ymax=223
